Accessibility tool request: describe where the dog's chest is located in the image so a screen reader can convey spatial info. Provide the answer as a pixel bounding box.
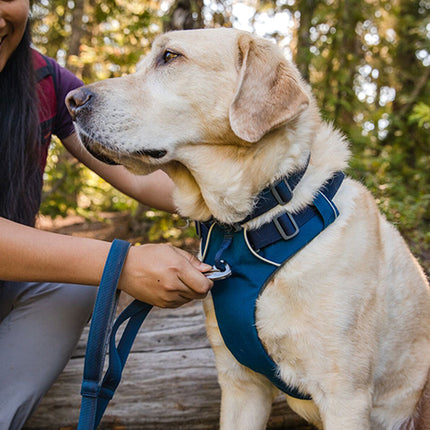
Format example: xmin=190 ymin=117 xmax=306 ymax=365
xmin=255 ymin=272 xmax=324 ymax=373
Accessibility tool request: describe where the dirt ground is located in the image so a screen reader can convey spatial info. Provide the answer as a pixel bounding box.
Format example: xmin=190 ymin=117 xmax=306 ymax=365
xmin=37 ymin=211 xmax=200 ymax=253
xmin=37 ymin=211 xmax=150 ymax=243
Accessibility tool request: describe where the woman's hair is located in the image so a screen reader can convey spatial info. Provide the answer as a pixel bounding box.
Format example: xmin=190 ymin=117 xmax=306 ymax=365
xmin=0 ymin=21 xmax=42 ymax=226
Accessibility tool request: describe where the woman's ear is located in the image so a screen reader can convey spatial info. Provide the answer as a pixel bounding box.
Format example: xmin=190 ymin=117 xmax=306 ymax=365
xmin=229 ymin=35 xmax=310 ymax=143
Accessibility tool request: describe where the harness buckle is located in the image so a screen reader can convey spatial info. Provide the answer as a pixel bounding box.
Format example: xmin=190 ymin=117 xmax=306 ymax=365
xmin=273 ymin=212 xmax=299 ymax=240
xmin=220 ymin=222 xmax=242 ymax=233
xmin=270 ymin=179 xmax=293 ymax=205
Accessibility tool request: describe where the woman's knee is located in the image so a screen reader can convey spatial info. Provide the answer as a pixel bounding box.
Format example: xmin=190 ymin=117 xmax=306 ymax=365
xmin=39 ymin=282 xmax=97 ymax=325
xmin=8 ymin=281 xmax=97 ymax=333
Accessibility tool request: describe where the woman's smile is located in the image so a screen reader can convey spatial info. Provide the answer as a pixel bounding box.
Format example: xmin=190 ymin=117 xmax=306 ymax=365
xmin=0 ymin=0 xmax=29 ymax=72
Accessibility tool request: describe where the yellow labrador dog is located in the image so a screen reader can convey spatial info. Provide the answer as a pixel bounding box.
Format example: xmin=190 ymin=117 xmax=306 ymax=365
xmin=66 ymin=28 xmax=430 ymax=430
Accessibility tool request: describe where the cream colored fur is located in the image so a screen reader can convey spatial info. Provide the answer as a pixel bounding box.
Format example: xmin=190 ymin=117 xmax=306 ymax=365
xmin=69 ymin=28 xmax=430 ymax=430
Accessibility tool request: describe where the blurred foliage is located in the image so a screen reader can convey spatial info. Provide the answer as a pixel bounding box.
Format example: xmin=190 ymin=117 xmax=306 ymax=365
xmin=41 ymin=137 xmax=138 ymax=218
xmin=32 ymin=0 xmax=429 ymax=268
xmin=144 ymin=211 xmax=196 ymax=243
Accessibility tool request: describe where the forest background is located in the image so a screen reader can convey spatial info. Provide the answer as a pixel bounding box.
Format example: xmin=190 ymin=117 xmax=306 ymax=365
xmin=31 ymin=0 xmax=430 ymax=273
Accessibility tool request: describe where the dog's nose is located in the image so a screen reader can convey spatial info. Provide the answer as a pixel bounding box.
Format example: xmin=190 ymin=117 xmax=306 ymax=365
xmin=66 ymin=87 xmax=94 ymax=120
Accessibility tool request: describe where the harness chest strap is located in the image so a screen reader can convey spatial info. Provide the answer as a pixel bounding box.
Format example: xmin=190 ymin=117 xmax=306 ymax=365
xmin=199 ymin=172 xmax=345 ymax=399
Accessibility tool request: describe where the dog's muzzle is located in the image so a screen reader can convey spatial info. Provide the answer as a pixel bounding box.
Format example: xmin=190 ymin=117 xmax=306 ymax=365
xmin=77 ymin=134 xmax=119 ymax=165
xmin=66 ymin=88 xmax=169 ymax=164
xmin=66 ymin=88 xmax=120 ymax=165
xmin=66 ymin=87 xmax=94 ymax=121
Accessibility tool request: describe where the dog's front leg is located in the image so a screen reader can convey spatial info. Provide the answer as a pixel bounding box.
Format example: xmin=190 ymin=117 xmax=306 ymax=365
xmin=218 ymin=368 xmax=277 ymax=430
xmin=204 ymin=297 xmax=278 ymax=430
xmin=316 ymin=390 xmax=372 ymax=430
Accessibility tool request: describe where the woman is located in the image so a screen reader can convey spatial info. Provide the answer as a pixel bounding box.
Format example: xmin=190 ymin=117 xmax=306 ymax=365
xmin=0 ymin=1 xmax=212 ymax=428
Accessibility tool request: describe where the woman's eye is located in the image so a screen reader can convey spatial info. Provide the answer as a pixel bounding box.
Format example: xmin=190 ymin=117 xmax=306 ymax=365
xmin=163 ymin=50 xmax=180 ymax=64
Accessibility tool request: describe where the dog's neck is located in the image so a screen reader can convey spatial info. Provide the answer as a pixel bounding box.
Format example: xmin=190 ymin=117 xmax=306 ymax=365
xmin=164 ymin=105 xmax=350 ymax=226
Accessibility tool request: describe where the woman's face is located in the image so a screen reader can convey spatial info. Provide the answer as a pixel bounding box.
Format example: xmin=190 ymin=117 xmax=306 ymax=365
xmin=0 ymin=0 xmax=29 ymax=72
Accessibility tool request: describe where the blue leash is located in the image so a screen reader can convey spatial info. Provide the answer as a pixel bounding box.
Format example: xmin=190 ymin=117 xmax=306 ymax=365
xmin=78 ymin=239 xmax=153 ymax=430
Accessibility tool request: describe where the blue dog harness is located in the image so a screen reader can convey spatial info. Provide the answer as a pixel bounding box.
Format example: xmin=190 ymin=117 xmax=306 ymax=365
xmin=198 ymin=169 xmax=345 ymax=399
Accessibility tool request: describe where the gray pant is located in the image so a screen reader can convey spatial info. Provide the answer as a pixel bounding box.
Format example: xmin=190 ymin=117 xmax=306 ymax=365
xmin=0 ymin=281 xmax=97 ymax=430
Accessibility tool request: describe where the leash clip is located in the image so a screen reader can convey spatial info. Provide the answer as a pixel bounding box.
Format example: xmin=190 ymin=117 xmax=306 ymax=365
xmin=204 ymin=262 xmax=232 ymax=281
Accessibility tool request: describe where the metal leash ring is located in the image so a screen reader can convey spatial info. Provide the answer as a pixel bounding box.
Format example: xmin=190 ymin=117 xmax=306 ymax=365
xmin=204 ymin=263 xmax=232 ymax=281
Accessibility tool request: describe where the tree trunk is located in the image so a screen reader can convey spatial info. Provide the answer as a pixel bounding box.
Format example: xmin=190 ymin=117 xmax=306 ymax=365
xmin=295 ymin=0 xmax=318 ymax=83
xmin=334 ymin=0 xmax=362 ymax=128
xmin=164 ymin=0 xmax=205 ymax=31
xmin=66 ymin=0 xmax=86 ymax=75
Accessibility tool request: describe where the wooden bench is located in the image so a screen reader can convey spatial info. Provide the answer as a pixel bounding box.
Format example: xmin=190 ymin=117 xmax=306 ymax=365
xmin=24 ymin=299 xmax=312 ymax=429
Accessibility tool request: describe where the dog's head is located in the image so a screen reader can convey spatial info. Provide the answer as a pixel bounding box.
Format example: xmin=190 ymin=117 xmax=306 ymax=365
xmin=66 ymin=28 xmax=310 ymax=174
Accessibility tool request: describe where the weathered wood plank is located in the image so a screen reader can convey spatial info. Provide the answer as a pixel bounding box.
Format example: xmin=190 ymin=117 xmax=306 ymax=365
xmin=24 ymin=300 xmax=312 ymax=429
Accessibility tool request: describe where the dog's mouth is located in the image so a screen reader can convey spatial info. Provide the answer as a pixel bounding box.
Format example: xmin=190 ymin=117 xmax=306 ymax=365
xmin=133 ymin=149 xmax=167 ymax=159
xmin=77 ymin=128 xmax=168 ymax=166
xmin=80 ymin=134 xmax=120 ymax=165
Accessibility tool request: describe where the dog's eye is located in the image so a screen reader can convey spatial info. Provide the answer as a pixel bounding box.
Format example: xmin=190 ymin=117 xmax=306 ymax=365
xmin=163 ymin=50 xmax=180 ymax=64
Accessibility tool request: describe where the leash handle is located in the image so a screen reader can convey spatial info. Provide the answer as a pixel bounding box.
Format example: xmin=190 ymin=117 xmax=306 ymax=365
xmin=78 ymin=239 xmax=153 ymax=430
xmin=93 ymin=299 xmax=152 ymax=427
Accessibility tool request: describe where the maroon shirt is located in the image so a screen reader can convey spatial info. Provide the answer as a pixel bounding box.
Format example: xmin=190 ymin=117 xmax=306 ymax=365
xmin=33 ymin=49 xmax=83 ymax=171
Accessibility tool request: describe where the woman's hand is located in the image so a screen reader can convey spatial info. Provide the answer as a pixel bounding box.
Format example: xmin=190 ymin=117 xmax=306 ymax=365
xmin=0 ymin=217 xmax=211 ymax=308
xmin=0 ymin=218 xmax=211 ymax=308
xmin=118 ymin=243 xmax=213 ymax=308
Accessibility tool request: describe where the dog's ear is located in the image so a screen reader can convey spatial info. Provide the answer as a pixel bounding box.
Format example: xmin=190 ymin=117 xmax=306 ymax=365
xmin=229 ymin=35 xmax=310 ymax=143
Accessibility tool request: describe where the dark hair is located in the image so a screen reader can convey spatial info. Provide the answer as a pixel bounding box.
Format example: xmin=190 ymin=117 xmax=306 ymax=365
xmin=0 ymin=21 xmax=42 ymax=226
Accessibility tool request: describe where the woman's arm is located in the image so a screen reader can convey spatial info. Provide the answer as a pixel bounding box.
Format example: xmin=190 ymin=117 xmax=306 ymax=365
xmin=61 ymin=133 xmax=177 ymax=213
xmin=0 ymin=217 xmax=212 ymax=308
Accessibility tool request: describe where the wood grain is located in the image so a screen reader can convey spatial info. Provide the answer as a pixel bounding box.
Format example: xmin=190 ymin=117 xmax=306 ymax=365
xmin=24 ymin=299 xmax=313 ymax=429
